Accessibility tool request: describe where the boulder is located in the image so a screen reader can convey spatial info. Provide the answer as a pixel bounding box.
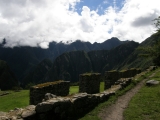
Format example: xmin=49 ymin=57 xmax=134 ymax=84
xmin=44 ymin=93 xmax=56 ymax=101
xmin=0 ymin=112 xmax=7 ymax=116
xmin=146 ymin=80 xmax=160 ymax=86
xmin=36 ymin=102 xmax=54 ymax=113
xmin=21 ymin=105 xmax=36 ymax=118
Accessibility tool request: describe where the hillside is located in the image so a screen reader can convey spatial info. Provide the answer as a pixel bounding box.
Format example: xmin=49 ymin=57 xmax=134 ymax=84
xmin=37 ymin=41 xmax=139 ymax=83
xmin=0 ymin=60 xmax=18 ymax=90
xmin=22 ymin=59 xmax=53 ymax=86
xmin=0 ymin=37 xmax=125 ymax=84
xmin=119 ymin=32 xmax=160 ymax=70
xmin=22 ymin=41 xmax=139 ymax=85
xmin=1 ymin=32 xmax=159 ymax=87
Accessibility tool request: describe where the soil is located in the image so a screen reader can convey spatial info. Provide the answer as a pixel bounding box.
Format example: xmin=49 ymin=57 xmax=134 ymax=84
xmin=98 ymin=72 xmax=157 ymax=120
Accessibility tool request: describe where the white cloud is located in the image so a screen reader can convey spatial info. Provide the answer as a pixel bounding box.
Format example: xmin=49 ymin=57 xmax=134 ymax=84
xmin=0 ymin=0 xmax=159 ymax=48
xmin=103 ymin=0 xmax=108 ymax=4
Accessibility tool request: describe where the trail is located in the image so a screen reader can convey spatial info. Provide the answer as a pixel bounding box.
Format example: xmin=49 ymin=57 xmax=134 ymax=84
xmin=98 ymin=71 xmax=157 ymax=120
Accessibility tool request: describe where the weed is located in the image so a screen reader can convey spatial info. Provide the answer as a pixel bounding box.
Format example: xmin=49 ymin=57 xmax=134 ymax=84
xmin=124 ymin=68 xmax=160 ymax=120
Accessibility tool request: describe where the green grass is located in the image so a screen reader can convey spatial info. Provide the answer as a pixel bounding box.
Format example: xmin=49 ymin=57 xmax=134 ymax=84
xmin=0 ymin=82 xmax=104 ymax=112
xmin=79 ymin=70 xmax=156 ymax=120
xmin=100 ymin=82 xmax=104 ymax=92
xmin=0 ymin=90 xmax=29 ymax=112
xmin=69 ymin=86 xmax=79 ymax=94
xmin=69 ymin=82 xmax=105 ymax=95
xmin=80 ymin=81 xmax=139 ymax=120
xmin=124 ymin=69 xmax=160 ymax=120
xmin=0 ymin=68 xmax=156 ymax=118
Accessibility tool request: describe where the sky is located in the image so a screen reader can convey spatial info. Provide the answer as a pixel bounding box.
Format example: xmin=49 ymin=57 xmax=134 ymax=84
xmin=0 ymin=0 xmax=159 ymax=48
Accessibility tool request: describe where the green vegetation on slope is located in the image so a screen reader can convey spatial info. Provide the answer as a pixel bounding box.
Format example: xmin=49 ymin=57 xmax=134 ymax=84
xmin=119 ymin=19 xmax=160 ymax=71
xmin=0 ymin=60 xmax=19 ymax=90
xmin=124 ymin=68 xmax=160 ymax=120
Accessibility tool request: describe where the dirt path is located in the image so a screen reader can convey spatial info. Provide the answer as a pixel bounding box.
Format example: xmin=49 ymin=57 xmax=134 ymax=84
xmin=98 ymin=72 xmax=156 ymax=120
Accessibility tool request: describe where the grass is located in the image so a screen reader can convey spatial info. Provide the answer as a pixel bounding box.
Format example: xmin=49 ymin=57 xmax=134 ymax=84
xmin=0 ymin=68 xmax=156 ymax=117
xmin=0 ymin=90 xmax=29 ymax=112
xmin=124 ymin=69 xmax=160 ymax=120
xmin=69 ymin=82 xmax=105 ymax=95
xmin=69 ymin=86 xmax=79 ymax=94
xmin=33 ymin=80 xmax=64 ymax=88
xmin=79 ymin=81 xmax=137 ymax=120
xmin=81 ymin=73 xmax=101 ymax=76
xmin=0 ymin=82 xmax=105 ymax=112
xmin=79 ymin=70 xmax=155 ymax=120
xmin=100 ymin=82 xmax=104 ymax=92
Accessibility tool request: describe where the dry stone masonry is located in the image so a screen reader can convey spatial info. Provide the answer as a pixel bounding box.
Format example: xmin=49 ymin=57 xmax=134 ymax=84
xmin=105 ymin=70 xmax=119 ymax=89
xmin=105 ymin=68 xmax=141 ymax=89
xmin=79 ymin=73 xmax=101 ymax=94
xmin=0 ymin=68 xmax=148 ymax=120
xmin=0 ymin=88 xmax=119 ymax=120
xmin=30 ymin=80 xmax=70 ymax=105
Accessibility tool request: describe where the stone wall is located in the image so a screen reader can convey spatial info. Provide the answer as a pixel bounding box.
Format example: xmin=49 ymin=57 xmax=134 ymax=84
xmin=1 ymin=67 xmax=157 ymax=120
xmin=0 ymin=77 xmax=134 ymax=120
xmin=79 ymin=73 xmax=101 ymax=94
xmin=0 ymin=88 xmax=119 ymax=120
xmin=104 ymin=70 xmax=119 ymax=89
xmin=30 ymin=81 xmax=70 ymax=105
xmin=105 ymin=68 xmax=141 ymax=89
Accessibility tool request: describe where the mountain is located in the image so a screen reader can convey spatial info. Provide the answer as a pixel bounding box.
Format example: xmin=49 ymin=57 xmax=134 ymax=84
xmin=45 ymin=51 xmax=92 ymax=82
xmin=0 ymin=60 xmax=18 ymax=90
xmin=22 ymin=59 xmax=52 ymax=86
xmin=0 ymin=37 xmax=125 ymax=83
xmin=23 ymin=32 xmax=160 ymax=85
xmin=119 ymin=32 xmax=160 ymax=70
xmin=0 ymin=46 xmax=51 ymax=82
xmin=43 ymin=41 xmax=139 ymax=83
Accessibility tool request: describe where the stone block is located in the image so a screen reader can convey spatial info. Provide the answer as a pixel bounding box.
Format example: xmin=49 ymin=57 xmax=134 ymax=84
xmin=104 ymin=70 xmax=119 ymax=89
xmin=79 ymin=73 xmax=101 ymax=94
xmin=30 ymin=81 xmax=70 ymax=105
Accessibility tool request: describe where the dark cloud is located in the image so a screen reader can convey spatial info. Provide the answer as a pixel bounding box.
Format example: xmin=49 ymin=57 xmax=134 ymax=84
xmin=131 ymin=12 xmax=158 ymax=27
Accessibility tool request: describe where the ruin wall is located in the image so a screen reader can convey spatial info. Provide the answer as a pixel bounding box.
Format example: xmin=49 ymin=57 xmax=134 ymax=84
xmin=30 ymin=81 xmax=70 ymax=105
xmin=105 ymin=68 xmax=141 ymax=89
xmin=79 ymin=73 xmax=101 ymax=94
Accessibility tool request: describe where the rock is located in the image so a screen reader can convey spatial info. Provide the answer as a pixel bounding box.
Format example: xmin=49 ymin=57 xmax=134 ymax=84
xmin=7 ymin=108 xmax=23 ymax=118
xmin=0 ymin=112 xmax=7 ymax=116
xmin=0 ymin=116 xmax=9 ymax=120
xmin=21 ymin=104 xmax=36 ymax=118
xmin=10 ymin=116 xmax=17 ymax=120
xmin=14 ymin=108 xmax=20 ymax=110
xmin=25 ymin=105 xmax=36 ymax=111
xmin=35 ymin=102 xmax=53 ymax=113
xmin=21 ymin=109 xmax=36 ymax=118
xmin=149 ymin=66 xmax=158 ymax=71
xmin=146 ymin=80 xmax=160 ymax=86
xmin=0 ymin=92 xmax=10 ymax=96
xmin=45 ymin=93 xmax=56 ymax=101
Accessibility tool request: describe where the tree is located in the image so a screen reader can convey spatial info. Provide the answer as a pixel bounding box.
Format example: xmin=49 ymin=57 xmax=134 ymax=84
xmin=138 ymin=16 xmax=160 ymax=66
xmin=154 ymin=16 xmax=160 ymax=32
xmin=2 ymin=38 xmax=6 ymax=45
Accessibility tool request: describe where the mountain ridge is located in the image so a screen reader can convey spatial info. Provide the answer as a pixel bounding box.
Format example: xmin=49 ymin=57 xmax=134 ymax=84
xmin=0 ymin=60 xmax=18 ymax=90
xmin=0 ymin=37 xmax=126 ymax=84
xmin=23 ymin=41 xmax=139 ymax=85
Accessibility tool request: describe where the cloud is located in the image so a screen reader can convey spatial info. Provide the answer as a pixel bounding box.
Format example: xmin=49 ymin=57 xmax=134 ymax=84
xmin=103 ymin=1 xmax=107 ymax=4
xmin=131 ymin=13 xmax=158 ymax=27
xmin=0 ymin=0 xmax=160 ymax=48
